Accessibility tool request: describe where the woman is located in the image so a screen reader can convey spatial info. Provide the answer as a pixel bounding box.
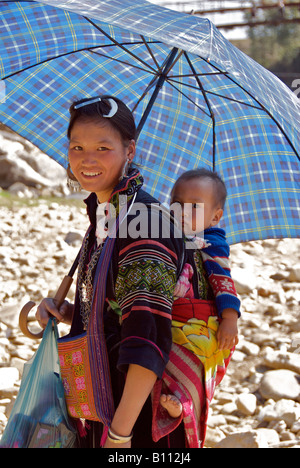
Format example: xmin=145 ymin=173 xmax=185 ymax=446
xmin=36 ymin=96 xmax=185 ymax=448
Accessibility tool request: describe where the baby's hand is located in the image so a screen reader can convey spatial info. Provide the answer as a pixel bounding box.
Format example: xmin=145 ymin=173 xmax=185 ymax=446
xmin=217 ymin=309 xmax=239 ymax=350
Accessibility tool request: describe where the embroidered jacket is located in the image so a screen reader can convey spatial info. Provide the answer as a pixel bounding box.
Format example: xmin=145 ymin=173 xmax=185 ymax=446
xmin=70 ymin=169 xmax=184 ymax=379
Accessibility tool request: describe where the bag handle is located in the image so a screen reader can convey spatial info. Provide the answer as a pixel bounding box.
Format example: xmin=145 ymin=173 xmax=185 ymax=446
xmin=19 ymin=251 xmax=80 ymax=339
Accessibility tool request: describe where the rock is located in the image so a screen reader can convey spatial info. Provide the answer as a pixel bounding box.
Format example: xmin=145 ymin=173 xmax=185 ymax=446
xmin=259 ymin=370 xmax=300 ymax=401
xmin=255 ymin=428 xmax=280 ymax=447
xmin=9 ymin=358 xmax=26 ymax=377
xmin=214 ymin=430 xmax=269 ymax=448
xmin=204 ymin=427 xmax=225 ymax=448
xmin=64 ymin=231 xmax=84 ymax=245
xmin=8 ymin=182 xmax=37 ymax=198
xmin=274 ymin=400 xmax=300 ymax=427
xmin=207 ymin=414 xmax=227 ymax=428
xmin=10 ymin=345 xmax=33 ymax=361
xmin=0 ymin=131 xmax=66 ymax=191
xmin=0 ymin=151 xmax=54 ymax=189
xmin=0 ymin=347 xmax=10 ymax=366
xmin=291 ymin=419 xmax=300 ymax=434
xmin=258 ymin=399 xmax=300 ymax=427
xmin=288 ymin=266 xmax=300 ymax=282
xmin=0 ymin=413 xmax=7 ymax=433
xmin=214 ymin=391 xmax=236 ymax=405
xmin=237 ymin=339 xmax=260 ymax=356
xmin=231 ymin=350 xmax=246 ymax=362
xmin=231 ymin=267 xmax=257 ymax=294
xmin=0 ymin=299 xmax=31 ymax=329
xmin=263 ymin=349 xmax=300 ymax=374
xmin=220 ymin=402 xmax=238 ymax=415
xmin=0 ymin=387 xmax=19 ymax=399
xmin=236 ymin=393 xmax=257 ymax=416
xmin=0 ymin=368 xmax=19 ymax=392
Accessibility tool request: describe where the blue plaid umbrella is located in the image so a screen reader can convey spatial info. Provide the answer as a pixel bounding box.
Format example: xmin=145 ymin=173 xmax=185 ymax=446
xmin=0 ymin=0 xmax=299 ymax=244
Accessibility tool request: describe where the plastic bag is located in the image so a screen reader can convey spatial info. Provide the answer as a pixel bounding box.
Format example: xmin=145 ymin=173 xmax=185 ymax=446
xmin=0 ymin=319 xmax=76 ymax=448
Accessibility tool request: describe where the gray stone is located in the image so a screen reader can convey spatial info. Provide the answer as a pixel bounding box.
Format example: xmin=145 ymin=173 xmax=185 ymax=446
xmin=259 ymin=370 xmax=300 ymax=401
xmin=236 ymin=393 xmax=257 ymax=416
xmin=215 ymin=430 xmax=269 ymax=448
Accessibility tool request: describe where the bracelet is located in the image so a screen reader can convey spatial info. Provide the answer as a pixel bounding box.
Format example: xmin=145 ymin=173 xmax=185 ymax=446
xmin=107 ymin=428 xmax=133 ymax=444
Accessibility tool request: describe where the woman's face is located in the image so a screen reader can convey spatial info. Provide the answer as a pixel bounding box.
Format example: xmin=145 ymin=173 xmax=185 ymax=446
xmin=68 ymin=117 xmax=135 ymax=202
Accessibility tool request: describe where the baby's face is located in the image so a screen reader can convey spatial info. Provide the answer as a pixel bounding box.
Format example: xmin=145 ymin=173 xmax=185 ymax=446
xmin=171 ymin=178 xmax=223 ymax=236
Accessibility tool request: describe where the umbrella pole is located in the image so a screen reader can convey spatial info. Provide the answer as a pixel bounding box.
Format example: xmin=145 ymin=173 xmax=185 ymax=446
xmin=136 ymin=47 xmax=179 ymax=138
xmin=19 ymin=250 xmax=81 ymax=339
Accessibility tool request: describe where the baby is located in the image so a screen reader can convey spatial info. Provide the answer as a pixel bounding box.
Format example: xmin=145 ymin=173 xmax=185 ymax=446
xmin=160 ymin=168 xmax=240 ymax=418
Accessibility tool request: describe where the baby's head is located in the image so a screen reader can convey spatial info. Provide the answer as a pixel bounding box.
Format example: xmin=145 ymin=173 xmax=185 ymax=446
xmin=171 ymin=168 xmax=227 ymax=236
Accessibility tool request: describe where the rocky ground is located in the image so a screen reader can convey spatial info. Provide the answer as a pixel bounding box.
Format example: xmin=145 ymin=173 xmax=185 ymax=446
xmin=0 ymin=194 xmax=299 ymax=448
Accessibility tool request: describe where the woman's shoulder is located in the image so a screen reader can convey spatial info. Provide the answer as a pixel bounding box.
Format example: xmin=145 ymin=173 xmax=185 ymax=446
xmin=126 ymin=189 xmax=182 ymax=239
xmin=134 ymin=188 xmax=159 ymax=205
xmin=116 ymin=189 xmax=184 ymax=269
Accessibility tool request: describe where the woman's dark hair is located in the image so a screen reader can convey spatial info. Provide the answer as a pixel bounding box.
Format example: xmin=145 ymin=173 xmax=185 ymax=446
xmin=172 ymin=168 xmax=228 ymax=209
xmin=67 ymin=95 xmax=136 ymax=145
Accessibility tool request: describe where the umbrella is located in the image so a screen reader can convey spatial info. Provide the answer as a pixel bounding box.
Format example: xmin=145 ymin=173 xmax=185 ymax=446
xmin=0 ymin=0 xmax=299 ymax=245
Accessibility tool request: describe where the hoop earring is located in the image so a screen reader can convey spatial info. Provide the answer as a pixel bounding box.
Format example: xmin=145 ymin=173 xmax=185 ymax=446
xmin=119 ymin=159 xmax=131 ymax=181
xmin=67 ymin=164 xmax=82 ymax=191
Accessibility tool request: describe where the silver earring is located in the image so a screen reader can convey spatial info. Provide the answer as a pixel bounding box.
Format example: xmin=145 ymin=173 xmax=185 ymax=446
xmin=67 ymin=164 xmax=82 ymax=191
xmin=119 ymin=159 xmax=131 ymax=181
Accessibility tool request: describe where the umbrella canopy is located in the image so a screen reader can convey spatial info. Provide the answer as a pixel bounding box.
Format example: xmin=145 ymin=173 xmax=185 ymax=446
xmin=0 ymin=0 xmax=299 ymax=244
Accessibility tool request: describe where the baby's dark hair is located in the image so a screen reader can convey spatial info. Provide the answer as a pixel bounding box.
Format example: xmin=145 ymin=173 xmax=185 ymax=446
xmin=67 ymin=95 xmax=136 ymax=144
xmin=173 ymin=168 xmax=227 ymax=209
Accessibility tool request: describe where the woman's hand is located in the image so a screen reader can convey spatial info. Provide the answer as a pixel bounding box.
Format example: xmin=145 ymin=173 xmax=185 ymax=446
xmin=36 ymin=298 xmax=74 ymax=328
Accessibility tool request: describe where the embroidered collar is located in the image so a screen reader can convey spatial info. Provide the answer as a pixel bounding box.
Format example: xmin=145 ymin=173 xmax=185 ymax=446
xmin=84 ymin=167 xmax=143 ymax=228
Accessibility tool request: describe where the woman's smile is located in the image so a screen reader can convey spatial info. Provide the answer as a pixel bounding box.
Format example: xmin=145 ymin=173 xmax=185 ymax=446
xmin=81 ymin=170 xmax=103 ymax=178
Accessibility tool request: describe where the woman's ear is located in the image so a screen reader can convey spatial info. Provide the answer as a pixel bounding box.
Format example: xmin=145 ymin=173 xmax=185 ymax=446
xmin=127 ymin=139 xmax=136 ymax=162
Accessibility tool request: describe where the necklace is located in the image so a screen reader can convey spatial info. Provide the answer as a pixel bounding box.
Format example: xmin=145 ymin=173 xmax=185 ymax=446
xmin=77 ymin=232 xmax=104 ymax=330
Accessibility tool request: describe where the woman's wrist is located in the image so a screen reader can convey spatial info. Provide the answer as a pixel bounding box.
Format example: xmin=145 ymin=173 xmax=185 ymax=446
xmin=107 ymin=427 xmax=133 ymax=444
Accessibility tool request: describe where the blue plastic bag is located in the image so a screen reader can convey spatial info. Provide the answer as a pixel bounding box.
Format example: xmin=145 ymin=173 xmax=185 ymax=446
xmin=0 ymin=319 xmax=76 ymax=448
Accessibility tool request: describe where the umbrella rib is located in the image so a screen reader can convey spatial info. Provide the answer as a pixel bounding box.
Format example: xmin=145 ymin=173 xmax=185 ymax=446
xmin=183 ymin=52 xmax=216 ymax=170
xmin=202 ymin=59 xmax=300 ymax=161
xmin=140 ymin=35 xmax=161 ymax=70
xmin=89 ymin=49 xmax=156 ymax=76
xmin=204 ymin=90 xmax=263 ymax=110
xmin=83 ymin=17 xmax=158 ymax=74
xmin=1 ymin=45 xmax=110 ymax=80
xmin=170 ymin=72 xmax=226 ymax=79
xmin=136 ymin=47 xmax=179 ymax=139
xmin=132 ymin=49 xmax=185 ymax=115
xmin=167 ymin=78 xmax=265 ymax=110
xmin=166 ymin=80 xmax=211 ymax=118
xmin=131 ymin=74 xmax=162 ymax=113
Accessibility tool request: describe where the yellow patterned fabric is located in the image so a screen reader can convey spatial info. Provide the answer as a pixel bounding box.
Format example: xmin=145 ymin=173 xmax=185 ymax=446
xmin=171 ymin=316 xmax=231 ymax=385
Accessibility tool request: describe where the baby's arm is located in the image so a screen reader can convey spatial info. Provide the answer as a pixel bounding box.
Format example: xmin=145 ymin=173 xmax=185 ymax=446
xmin=216 ymin=308 xmax=239 ymax=350
xmin=200 ymin=229 xmax=240 ymax=350
xmin=201 ymin=229 xmax=241 ymax=318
